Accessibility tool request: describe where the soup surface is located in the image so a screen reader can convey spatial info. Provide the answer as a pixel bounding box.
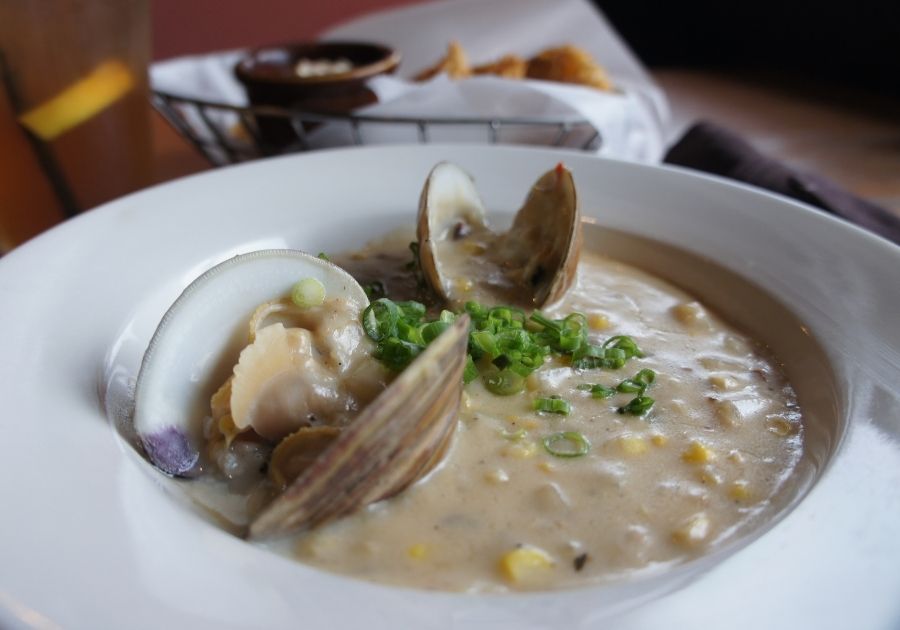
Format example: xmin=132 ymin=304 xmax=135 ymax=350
xmin=185 ymin=228 xmax=803 ymax=593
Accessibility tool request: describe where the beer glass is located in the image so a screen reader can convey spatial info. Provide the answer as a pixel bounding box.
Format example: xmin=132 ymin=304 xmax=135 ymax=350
xmin=0 ymin=0 xmax=152 ymax=252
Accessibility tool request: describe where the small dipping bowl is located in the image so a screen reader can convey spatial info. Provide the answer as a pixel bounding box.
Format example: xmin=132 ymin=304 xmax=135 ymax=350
xmin=235 ymin=41 xmax=401 ymax=147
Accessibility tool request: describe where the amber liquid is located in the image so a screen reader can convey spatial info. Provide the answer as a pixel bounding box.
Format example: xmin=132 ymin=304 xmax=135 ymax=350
xmin=0 ymin=0 xmax=152 ymax=253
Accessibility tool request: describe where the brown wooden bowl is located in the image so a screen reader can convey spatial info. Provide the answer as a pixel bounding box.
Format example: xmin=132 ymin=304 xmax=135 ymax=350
xmin=235 ymin=41 xmax=401 ymax=147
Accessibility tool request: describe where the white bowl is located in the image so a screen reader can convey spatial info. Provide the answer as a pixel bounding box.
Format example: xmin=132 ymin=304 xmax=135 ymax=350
xmin=0 ymin=145 xmax=898 ymax=630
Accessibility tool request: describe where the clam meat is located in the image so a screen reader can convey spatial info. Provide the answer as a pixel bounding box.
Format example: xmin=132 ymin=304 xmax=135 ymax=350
xmin=133 ymin=249 xmax=469 ymax=537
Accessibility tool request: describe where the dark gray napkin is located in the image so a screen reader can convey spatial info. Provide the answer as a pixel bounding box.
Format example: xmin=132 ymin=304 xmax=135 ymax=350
xmin=664 ymin=121 xmax=900 ymax=245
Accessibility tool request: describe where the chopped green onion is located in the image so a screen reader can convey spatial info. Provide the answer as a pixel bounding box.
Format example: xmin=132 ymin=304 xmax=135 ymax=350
xmin=317 ymin=252 xmax=330 ymax=261
xmin=464 ymin=301 xmax=489 ymax=319
xmin=463 ymin=355 xmax=478 ymax=384
xmin=374 ymin=337 xmax=422 ymax=372
xmin=616 ymin=379 xmax=645 ymax=393
xmin=420 ymin=320 xmax=450 ymax=343
xmin=530 ymin=311 xmax=561 ymax=332
xmin=577 ymin=383 xmax=616 ymax=399
xmin=634 ymin=368 xmax=656 ymax=385
xmin=533 ymin=395 xmax=571 ymax=415
xmin=359 ymin=296 xmax=658 ymax=405
xmin=439 ymin=309 xmax=457 ymax=323
xmin=396 ymin=300 xmax=426 ymax=320
xmin=617 ymin=396 xmax=655 ymax=416
xmin=603 ymin=335 xmax=644 ymax=359
xmin=617 ymin=368 xmax=657 ymax=394
xmin=362 ymin=298 xmax=401 ymax=341
xmin=542 ymin=431 xmax=591 ymax=458
xmin=484 ymin=368 xmax=525 ymax=395
xmin=396 ymin=319 xmax=424 ymax=345
xmin=290 ymin=277 xmax=326 ymax=308
xmin=471 ymin=330 xmax=500 ymax=357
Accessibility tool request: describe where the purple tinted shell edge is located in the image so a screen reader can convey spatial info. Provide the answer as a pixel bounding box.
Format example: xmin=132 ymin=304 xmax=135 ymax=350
xmin=142 ymin=426 xmax=200 ymax=476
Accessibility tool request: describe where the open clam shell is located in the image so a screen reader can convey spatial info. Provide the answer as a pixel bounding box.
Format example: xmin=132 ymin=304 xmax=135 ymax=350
xmin=249 ymin=314 xmax=470 ymax=540
xmin=416 ymin=161 xmax=489 ymax=302
xmin=417 ymin=162 xmax=580 ymax=308
xmin=133 ymin=249 xmax=368 ymax=476
xmin=496 ymin=163 xmax=581 ymax=306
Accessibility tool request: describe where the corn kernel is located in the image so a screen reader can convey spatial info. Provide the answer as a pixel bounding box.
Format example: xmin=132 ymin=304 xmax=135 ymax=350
xmin=650 ymin=433 xmax=668 ymax=447
xmin=672 ymin=512 xmax=711 ymax=547
xmin=537 ymin=461 xmax=556 ymax=474
xmin=767 ymin=418 xmax=794 ymax=436
xmin=588 ymin=313 xmax=611 ymax=330
xmin=504 ymin=441 xmax=537 ymax=459
xmin=498 ymin=546 xmax=555 ymax=582
xmin=407 ymin=543 xmax=428 ymax=559
xmin=682 ymin=440 xmax=715 ymax=464
xmin=484 ymin=468 xmax=510 ymax=484
xmin=729 ymin=481 xmax=750 ymax=501
xmin=671 ymin=301 xmax=712 ymax=330
xmin=614 ymin=435 xmax=648 ymax=456
xmin=525 ymin=373 xmax=541 ymax=391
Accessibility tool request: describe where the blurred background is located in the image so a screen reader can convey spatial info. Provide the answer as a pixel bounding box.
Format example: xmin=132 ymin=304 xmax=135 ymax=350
xmin=150 ymin=0 xmax=900 ymax=207
xmin=2 ymin=0 xmax=898 ymax=251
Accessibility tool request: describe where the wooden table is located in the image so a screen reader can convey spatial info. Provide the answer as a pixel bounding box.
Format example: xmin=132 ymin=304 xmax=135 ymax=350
xmin=151 ymin=69 xmax=900 ymax=217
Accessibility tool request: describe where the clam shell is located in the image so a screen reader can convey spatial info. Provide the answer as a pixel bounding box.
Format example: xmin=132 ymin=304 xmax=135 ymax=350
xmin=268 ymin=426 xmax=342 ymax=490
xmin=133 ymin=250 xmax=368 ymax=476
xmin=248 ymin=314 xmax=470 ymax=539
xmin=416 ymin=162 xmax=488 ymax=302
xmin=417 ymin=162 xmax=580 ymax=307
xmin=498 ymin=163 xmax=581 ymax=306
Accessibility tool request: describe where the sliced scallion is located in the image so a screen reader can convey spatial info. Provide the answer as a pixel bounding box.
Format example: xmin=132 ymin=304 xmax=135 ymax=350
xmin=617 ymin=369 xmax=657 ymax=394
xmin=542 ymin=431 xmax=591 ymax=458
xmin=290 ymin=277 xmax=326 ymax=308
xmin=484 ymin=368 xmax=525 ymax=396
xmin=362 ymin=298 xmax=400 ymax=341
xmin=577 ymin=383 xmax=616 ymax=399
xmin=533 ymin=395 xmax=571 ymax=415
xmin=617 ymin=396 xmax=655 ymax=416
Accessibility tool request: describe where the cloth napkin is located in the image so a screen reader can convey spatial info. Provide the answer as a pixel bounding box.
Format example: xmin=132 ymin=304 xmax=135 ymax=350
xmin=665 ymin=121 xmax=900 ymax=246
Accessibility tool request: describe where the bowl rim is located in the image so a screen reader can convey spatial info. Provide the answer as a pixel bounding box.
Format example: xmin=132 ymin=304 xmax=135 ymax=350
xmin=2 ymin=143 xmax=899 ymax=630
xmin=234 ymin=40 xmax=402 ymax=86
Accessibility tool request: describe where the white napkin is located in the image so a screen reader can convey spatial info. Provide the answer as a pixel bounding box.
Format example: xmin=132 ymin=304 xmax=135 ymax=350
xmin=150 ymin=0 xmax=667 ymax=162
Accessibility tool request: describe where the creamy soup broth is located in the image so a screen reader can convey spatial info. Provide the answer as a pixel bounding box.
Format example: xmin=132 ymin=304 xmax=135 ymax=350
xmin=252 ymin=230 xmax=805 ymax=592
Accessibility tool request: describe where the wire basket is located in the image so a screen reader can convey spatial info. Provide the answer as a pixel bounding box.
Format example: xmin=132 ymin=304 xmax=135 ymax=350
xmin=152 ymin=90 xmax=603 ymax=167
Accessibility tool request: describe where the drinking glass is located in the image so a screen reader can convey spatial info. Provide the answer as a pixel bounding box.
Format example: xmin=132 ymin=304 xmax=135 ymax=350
xmin=0 ymin=0 xmax=152 ymax=253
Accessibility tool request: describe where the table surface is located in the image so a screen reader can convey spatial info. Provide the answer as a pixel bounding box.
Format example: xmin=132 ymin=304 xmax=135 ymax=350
xmin=151 ymin=68 xmax=900 ymax=217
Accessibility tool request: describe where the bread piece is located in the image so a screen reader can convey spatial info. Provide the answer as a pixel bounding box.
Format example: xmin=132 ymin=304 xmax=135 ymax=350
xmin=414 ymin=41 xmax=471 ymax=81
xmin=526 ymin=45 xmax=613 ymax=91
